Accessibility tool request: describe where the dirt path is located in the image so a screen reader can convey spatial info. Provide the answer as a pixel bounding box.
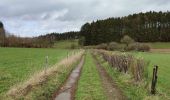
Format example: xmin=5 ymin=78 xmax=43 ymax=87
xmin=92 ymin=54 xmax=127 ymax=100
xmin=53 ymin=57 xmax=84 ymax=100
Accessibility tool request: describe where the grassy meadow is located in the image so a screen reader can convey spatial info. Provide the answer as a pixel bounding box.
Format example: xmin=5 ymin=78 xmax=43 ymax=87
xmin=0 ymin=40 xmax=170 ymax=99
xmin=135 ymin=52 xmax=170 ymax=99
xmin=0 ymin=47 xmax=70 ymax=95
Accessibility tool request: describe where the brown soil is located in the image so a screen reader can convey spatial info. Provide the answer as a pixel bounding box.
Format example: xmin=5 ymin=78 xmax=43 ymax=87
xmin=53 ymin=57 xmax=84 ymax=100
xmin=93 ymin=54 xmax=127 ymax=100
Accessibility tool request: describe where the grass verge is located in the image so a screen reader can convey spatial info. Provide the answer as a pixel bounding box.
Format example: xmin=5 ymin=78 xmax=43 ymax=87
xmin=25 ymin=57 xmax=81 ymax=100
xmin=75 ymin=52 xmax=107 ymax=100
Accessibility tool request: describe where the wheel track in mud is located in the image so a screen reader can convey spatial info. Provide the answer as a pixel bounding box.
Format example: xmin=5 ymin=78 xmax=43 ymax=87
xmin=92 ymin=53 xmax=127 ymax=100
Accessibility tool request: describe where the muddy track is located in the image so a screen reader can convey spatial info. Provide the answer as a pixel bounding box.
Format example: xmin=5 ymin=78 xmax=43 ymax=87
xmin=53 ymin=57 xmax=84 ymax=100
xmin=92 ymin=54 xmax=127 ymax=100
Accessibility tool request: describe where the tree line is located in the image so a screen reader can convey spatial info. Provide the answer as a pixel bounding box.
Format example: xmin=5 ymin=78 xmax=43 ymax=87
xmin=0 ymin=21 xmax=79 ymax=48
xmin=1 ymin=11 xmax=170 ymax=47
xmin=80 ymin=11 xmax=170 ymax=45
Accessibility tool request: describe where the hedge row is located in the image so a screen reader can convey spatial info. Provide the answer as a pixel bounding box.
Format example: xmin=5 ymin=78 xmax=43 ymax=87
xmin=96 ymin=50 xmax=149 ymax=82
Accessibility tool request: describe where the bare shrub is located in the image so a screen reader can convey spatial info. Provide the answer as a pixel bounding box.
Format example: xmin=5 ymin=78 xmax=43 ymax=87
xmin=130 ymin=58 xmax=149 ymax=82
xmin=126 ymin=43 xmax=150 ymax=52
xmin=121 ymin=35 xmax=134 ymax=47
xmin=138 ymin=43 xmax=150 ymax=52
xmin=96 ymin=43 xmax=108 ymax=49
xmin=96 ymin=50 xmax=149 ymax=82
xmin=107 ymin=42 xmax=120 ymax=51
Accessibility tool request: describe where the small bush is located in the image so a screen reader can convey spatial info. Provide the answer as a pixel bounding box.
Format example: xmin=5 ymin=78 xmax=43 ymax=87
xmin=138 ymin=43 xmax=150 ymax=52
xmin=126 ymin=43 xmax=137 ymax=51
xmin=96 ymin=43 xmax=108 ymax=49
xmin=126 ymin=43 xmax=150 ymax=52
xmin=121 ymin=35 xmax=134 ymax=47
xmin=107 ymin=42 xmax=119 ymax=51
xmin=70 ymin=44 xmax=76 ymax=49
xmin=78 ymin=37 xmax=85 ymax=46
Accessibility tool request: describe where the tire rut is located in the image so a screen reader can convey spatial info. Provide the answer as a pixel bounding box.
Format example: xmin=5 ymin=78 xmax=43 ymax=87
xmin=92 ymin=54 xmax=127 ymax=100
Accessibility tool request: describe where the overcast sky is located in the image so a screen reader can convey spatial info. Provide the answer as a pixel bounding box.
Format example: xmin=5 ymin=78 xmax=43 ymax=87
xmin=0 ymin=0 xmax=170 ymax=37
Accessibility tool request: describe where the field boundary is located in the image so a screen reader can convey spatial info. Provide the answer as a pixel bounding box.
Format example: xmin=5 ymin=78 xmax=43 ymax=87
xmin=6 ymin=50 xmax=84 ymax=99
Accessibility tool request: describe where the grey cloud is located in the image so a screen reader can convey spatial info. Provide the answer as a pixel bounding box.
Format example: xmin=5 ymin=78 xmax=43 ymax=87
xmin=0 ymin=0 xmax=170 ymax=37
xmin=0 ymin=0 xmax=65 ymax=17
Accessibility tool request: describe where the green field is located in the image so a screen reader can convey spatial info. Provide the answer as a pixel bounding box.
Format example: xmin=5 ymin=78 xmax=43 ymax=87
xmin=75 ymin=52 xmax=106 ymax=100
xmin=135 ymin=52 xmax=170 ymax=99
xmin=0 ymin=42 xmax=170 ymax=99
xmin=0 ymin=47 xmax=70 ymax=95
xmin=147 ymin=42 xmax=170 ymax=49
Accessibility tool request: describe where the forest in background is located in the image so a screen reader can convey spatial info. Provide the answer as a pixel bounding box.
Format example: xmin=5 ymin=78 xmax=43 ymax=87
xmin=80 ymin=11 xmax=170 ymax=45
xmin=0 ymin=11 xmax=170 ymax=48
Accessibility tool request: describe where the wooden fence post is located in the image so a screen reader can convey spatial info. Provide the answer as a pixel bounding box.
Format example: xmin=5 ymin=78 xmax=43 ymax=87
xmin=44 ymin=56 xmax=48 ymax=75
xmin=151 ymin=65 xmax=158 ymax=94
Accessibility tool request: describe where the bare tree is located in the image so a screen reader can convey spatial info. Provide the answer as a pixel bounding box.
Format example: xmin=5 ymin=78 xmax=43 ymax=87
xmin=0 ymin=21 xmax=6 ymax=47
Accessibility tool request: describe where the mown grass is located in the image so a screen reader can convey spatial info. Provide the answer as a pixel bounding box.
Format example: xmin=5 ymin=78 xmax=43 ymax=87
xmin=95 ymin=53 xmax=148 ymax=100
xmin=0 ymin=47 xmax=70 ymax=96
xmin=75 ymin=52 xmax=107 ymax=100
xmin=134 ymin=52 xmax=170 ymax=99
xmin=53 ymin=39 xmax=79 ymax=49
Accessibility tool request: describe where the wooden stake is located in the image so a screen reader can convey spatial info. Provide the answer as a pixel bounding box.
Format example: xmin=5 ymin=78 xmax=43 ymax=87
xmin=151 ymin=65 xmax=158 ymax=94
xmin=45 ymin=56 xmax=48 ymax=75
